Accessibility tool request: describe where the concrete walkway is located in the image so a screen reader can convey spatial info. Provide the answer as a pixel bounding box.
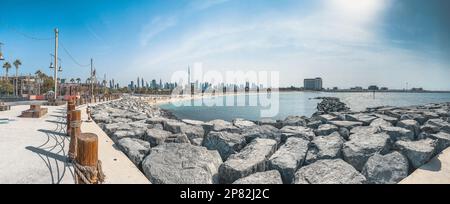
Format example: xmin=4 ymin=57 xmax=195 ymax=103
xmin=400 ymin=147 xmax=450 ymax=184
xmin=0 ymin=103 xmax=150 ymax=184
xmin=0 ymin=105 xmax=75 ymax=184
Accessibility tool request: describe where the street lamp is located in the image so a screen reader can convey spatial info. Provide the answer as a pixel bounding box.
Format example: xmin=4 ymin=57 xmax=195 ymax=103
xmin=0 ymin=42 xmax=4 ymax=61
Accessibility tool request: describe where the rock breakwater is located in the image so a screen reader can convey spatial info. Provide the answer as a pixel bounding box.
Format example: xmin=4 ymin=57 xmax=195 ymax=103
xmin=91 ymin=96 xmax=450 ymax=184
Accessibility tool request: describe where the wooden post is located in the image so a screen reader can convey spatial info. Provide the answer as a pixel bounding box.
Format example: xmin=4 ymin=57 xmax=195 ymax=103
xmin=68 ymin=110 xmax=81 ymax=160
xmin=67 ymin=102 xmax=75 ymax=136
xmin=76 ymin=133 xmax=99 ymax=184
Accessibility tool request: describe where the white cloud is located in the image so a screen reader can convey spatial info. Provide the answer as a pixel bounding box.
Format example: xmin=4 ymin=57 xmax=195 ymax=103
xmin=139 ymin=16 xmax=177 ymax=46
xmin=188 ymin=0 xmax=231 ymax=11
xmin=131 ymin=0 xmax=450 ymax=90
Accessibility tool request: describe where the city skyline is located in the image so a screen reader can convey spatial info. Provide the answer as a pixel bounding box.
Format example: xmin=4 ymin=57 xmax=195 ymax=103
xmin=1 ymin=0 xmax=450 ymax=90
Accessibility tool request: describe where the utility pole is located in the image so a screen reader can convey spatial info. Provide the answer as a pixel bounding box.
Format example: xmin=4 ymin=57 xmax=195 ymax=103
xmin=53 ymin=28 xmax=59 ymax=100
xmin=90 ymin=58 xmax=94 ymax=101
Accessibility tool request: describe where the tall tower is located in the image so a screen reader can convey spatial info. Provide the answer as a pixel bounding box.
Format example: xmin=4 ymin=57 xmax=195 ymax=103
xmin=188 ymin=65 xmax=191 ymax=86
xmin=137 ymin=77 xmax=140 ymax=88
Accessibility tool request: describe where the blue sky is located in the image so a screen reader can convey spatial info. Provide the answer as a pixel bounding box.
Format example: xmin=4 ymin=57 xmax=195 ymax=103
xmin=1 ymin=0 xmax=449 ymax=90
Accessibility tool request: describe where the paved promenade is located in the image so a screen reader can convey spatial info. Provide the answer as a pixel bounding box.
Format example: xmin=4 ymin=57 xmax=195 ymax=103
xmin=0 ymin=103 xmax=149 ymax=184
xmin=400 ymin=147 xmax=450 ymax=184
xmin=0 ymin=105 xmax=75 ymax=184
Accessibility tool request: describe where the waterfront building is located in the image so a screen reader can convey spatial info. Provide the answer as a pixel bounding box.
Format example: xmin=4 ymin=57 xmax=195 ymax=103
xmin=368 ymin=85 xmax=379 ymax=91
xmin=350 ymin=86 xmax=363 ymax=91
xmin=304 ymin=77 xmax=323 ymax=90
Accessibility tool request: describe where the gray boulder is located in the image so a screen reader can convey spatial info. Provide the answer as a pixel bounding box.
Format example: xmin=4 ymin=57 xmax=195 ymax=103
xmin=350 ymin=126 xmax=380 ymax=135
xmin=342 ymin=133 xmax=391 ymax=171
xmin=191 ymin=138 xmax=204 ymax=146
xmin=130 ymin=113 xmax=147 ymax=121
xmin=281 ymin=116 xmax=307 ymax=127
xmin=117 ymin=138 xmax=151 ymax=166
xmin=92 ymin=113 xmax=111 ymax=124
xmin=380 ymin=126 xmax=415 ymax=141
xmin=182 ymin=119 xmax=205 ymax=126
xmin=202 ymin=131 xmax=247 ymax=160
xmin=420 ymin=123 xmax=441 ymax=134
xmin=232 ymin=118 xmax=256 ymax=129
xmin=207 ymin=119 xmax=240 ymax=133
xmin=395 ymin=138 xmax=437 ymax=169
xmin=142 ymin=143 xmax=222 ymax=184
xmin=397 ymin=119 xmax=420 ymax=138
xmin=164 ymin=133 xmax=191 ymax=144
xmin=346 ymin=114 xmax=377 ymax=125
xmin=305 ymin=132 xmax=344 ymax=164
xmin=338 ymin=128 xmax=350 ymax=140
xmin=104 ymin=122 xmax=131 ymax=135
xmin=111 ymin=128 xmax=146 ymax=141
xmin=180 ymin=124 xmax=205 ymax=143
xmin=280 ymin=126 xmax=315 ymax=141
xmin=400 ymin=113 xmax=427 ymax=125
xmin=232 ymin=170 xmax=283 ymax=184
xmin=374 ymin=114 xmax=398 ymax=125
xmin=315 ymin=114 xmax=339 ymax=123
xmin=268 ymin=137 xmax=309 ymax=183
xmin=293 ymin=159 xmax=366 ymax=184
xmin=146 ymin=117 xmax=168 ymax=125
xmin=163 ymin=120 xmax=184 ymax=134
xmin=219 ymin=138 xmax=277 ymax=183
xmin=429 ymin=132 xmax=450 ymax=153
xmin=328 ymin=120 xmax=363 ymax=129
xmin=144 ymin=128 xmax=172 ymax=147
xmin=362 ymin=152 xmax=409 ymax=184
xmin=306 ymin=120 xmax=323 ymax=129
xmin=242 ymin=125 xmax=282 ymax=144
xmin=111 ymin=117 xmax=132 ymax=124
xmin=370 ymin=118 xmax=393 ymax=128
xmin=422 ymin=111 xmax=440 ymax=120
xmin=315 ymin=124 xmax=339 ymax=136
xmin=129 ymin=120 xmax=151 ymax=129
xmin=425 ymin=118 xmax=450 ymax=133
xmin=258 ymin=118 xmax=282 ymax=129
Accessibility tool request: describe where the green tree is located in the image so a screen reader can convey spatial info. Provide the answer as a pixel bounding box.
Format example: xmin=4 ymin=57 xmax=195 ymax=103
xmin=3 ymin=61 xmax=11 ymax=80
xmin=13 ymin=59 xmax=22 ymax=96
xmin=0 ymin=80 xmax=13 ymax=95
xmin=13 ymin=59 xmax=21 ymax=77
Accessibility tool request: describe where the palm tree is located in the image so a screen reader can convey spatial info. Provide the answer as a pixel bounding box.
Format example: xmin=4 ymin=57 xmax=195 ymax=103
xmin=76 ymin=78 xmax=81 ymax=84
xmin=13 ymin=59 xmax=22 ymax=96
xmin=70 ymin=78 xmax=75 ymax=83
xmin=3 ymin=62 xmax=11 ymax=81
xmin=35 ymin=69 xmax=48 ymax=79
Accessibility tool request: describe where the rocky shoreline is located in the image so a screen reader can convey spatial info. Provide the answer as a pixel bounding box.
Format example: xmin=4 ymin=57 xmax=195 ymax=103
xmin=91 ymin=96 xmax=450 ymax=184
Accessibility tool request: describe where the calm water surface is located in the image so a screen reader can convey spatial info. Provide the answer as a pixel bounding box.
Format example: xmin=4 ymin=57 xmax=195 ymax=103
xmin=160 ymin=92 xmax=450 ymax=122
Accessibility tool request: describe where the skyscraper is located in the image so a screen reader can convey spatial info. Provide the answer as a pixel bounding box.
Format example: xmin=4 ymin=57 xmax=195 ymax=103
xmin=188 ymin=65 xmax=191 ymax=85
